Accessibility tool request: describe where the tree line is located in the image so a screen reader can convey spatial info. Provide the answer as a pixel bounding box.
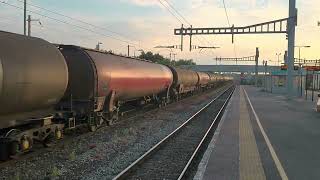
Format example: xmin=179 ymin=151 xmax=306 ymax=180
xmin=138 ymin=51 xmax=196 ymax=66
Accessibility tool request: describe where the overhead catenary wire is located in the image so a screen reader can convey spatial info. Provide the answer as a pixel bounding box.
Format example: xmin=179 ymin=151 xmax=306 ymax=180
xmin=161 ymin=0 xmax=213 ymax=45
xmin=157 ymin=0 xmax=184 ymax=24
xmin=221 ymin=0 xmax=237 ymax=59
xmin=222 ymin=0 xmax=231 ymax=27
xmin=158 ymin=0 xmax=217 ymax=55
xmin=15 ymin=0 xmax=138 ymax=43
xmin=161 ymin=0 xmax=192 ymax=26
xmin=160 ymin=0 xmax=218 ymax=56
xmin=0 ymin=7 xmax=122 ymax=48
xmin=0 ymin=1 xmax=141 ymax=47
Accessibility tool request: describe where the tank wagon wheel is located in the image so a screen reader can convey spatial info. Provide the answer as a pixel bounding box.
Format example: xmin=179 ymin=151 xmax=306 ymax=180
xmin=43 ymin=128 xmax=63 ymax=147
xmin=157 ymin=100 xmax=166 ymax=108
xmin=2 ymin=129 xmax=32 ymax=155
xmin=55 ymin=128 xmax=63 ymax=140
xmin=107 ymin=111 xmax=119 ymax=126
xmin=176 ymin=94 xmax=181 ymax=101
xmin=161 ymin=99 xmax=167 ymax=107
xmin=20 ymin=135 xmax=33 ymax=152
xmin=88 ymin=114 xmax=105 ymax=132
xmin=164 ymin=100 xmax=168 ymax=107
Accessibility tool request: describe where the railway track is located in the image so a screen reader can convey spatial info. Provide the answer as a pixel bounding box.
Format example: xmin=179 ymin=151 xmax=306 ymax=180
xmin=0 ymin=84 xmax=231 ymax=168
xmin=113 ymin=85 xmax=235 ymax=180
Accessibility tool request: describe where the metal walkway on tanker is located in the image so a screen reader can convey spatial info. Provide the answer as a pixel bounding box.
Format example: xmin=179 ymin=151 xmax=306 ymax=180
xmin=194 ymin=85 xmax=320 ymax=180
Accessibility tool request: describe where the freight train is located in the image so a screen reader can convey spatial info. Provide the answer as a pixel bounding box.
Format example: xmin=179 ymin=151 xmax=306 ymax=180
xmin=0 ymin=31 xmax=232 ymax=160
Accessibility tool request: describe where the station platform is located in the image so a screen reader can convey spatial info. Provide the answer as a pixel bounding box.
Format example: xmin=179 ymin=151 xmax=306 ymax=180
xmin=194 ymin=85 xmax=320 ymax=180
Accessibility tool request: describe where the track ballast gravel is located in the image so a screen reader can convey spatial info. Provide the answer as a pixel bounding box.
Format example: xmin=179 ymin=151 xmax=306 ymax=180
xmin=124 ymin=87 xmax=234 ymax=180
xmin=0 ymin=84 xmax=231 ymax=180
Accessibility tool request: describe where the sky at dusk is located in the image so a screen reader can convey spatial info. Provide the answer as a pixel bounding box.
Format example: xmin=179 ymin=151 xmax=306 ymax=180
xmin=0 ymin=0 xmax=319 ymax=65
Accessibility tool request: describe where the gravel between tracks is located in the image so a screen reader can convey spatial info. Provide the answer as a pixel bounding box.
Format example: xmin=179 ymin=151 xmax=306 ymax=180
xmin=126 ymin=88 xmax=233 ymax=180
xmin=0 ymin=85 xmax=230 ymax=180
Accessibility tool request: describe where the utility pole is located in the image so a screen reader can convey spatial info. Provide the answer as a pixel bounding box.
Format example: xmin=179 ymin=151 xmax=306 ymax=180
xmin=27 ymin=15 xmax=41 ymax=37
xmin=189 ymin=25 xmax=192 ymax=51
xmin=180 ymin=24 xmax=184 ymax=51
xmin=128 ymin=45 xmax=130 ymax=57
xmin=255 ymin=47 xmax=259 ymax=87
xmin=172 ymin=53 xmax=177 ymax=61
xmin=284 ymin=51 xmax=288 ymax=65
xmin=96 ymin=42 xmax=102 ymax=50
xmin=24 ymin=0 xmax=26 ymax=36
xmin=276 ymin=53 xmax=282 ymax=66
xmin=27 ymin=15 xmax=31 ymax=36
xmin=263 ymin=60 xmax=268 ymax=91
xmin=287 ymin=0 xmax=297 ymax=96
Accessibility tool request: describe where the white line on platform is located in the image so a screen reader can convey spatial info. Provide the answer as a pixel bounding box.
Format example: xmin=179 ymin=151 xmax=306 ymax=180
xmin=243 ymin=87 xmax=289 ymax=180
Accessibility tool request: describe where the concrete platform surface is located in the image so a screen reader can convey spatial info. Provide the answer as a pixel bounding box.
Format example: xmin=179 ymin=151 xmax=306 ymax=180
xmin=194 ymin=85 xmax=320 ymax=180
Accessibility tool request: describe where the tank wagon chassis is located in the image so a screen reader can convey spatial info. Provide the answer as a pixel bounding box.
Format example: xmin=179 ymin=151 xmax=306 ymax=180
xmin=0 ymin=116 xmax=64 ymax=159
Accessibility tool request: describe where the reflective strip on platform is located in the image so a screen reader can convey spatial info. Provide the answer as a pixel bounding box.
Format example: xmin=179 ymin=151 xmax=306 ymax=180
xmin=243 ymin=87 xmax=288 ymax=180
xmin=239 ymin=87 xmax=266 ymax=180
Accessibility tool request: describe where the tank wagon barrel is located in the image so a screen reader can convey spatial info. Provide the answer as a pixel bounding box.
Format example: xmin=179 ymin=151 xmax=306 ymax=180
xmin=57 ymin=45 xmax=173 ymax=130
xmin=168 ymin=67 xmax=199 ymax=100
xmin=0 ymin=31 xmax=68 ymax=127
xmin=0 ymin=31 xmax=68 ymax=158
xmin=196 ymin=72 xmax=210 ymax=89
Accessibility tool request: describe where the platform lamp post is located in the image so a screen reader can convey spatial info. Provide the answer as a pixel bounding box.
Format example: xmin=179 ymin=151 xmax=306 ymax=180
xmin=295 ymin=45 xmax=311 ymax=96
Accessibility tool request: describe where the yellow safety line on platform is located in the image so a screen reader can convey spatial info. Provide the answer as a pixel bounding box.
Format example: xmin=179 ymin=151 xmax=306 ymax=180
xmin=243 ymin=87 xmax=289 ymax=180
xmin=239 ymin=88 xmax=266 ymax=180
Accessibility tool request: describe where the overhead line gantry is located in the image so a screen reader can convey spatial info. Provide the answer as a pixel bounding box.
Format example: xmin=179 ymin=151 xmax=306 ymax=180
xmin=174 ymin=0 xmax=297 ymax=96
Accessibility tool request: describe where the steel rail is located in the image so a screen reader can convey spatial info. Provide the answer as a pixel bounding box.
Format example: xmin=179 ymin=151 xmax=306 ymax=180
xmin=113 ymin=85 xmax=235 ymax=180
xmin=178 ymin=85 xmax=235 ymax=179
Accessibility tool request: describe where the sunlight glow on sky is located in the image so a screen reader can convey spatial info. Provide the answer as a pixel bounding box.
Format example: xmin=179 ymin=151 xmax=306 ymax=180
xmin=0 ymin=0 xmax=319 ymax=65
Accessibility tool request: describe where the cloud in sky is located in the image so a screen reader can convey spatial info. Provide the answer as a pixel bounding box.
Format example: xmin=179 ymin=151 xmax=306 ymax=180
xmin=0 ymin=0 xmax=319 ymax=65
